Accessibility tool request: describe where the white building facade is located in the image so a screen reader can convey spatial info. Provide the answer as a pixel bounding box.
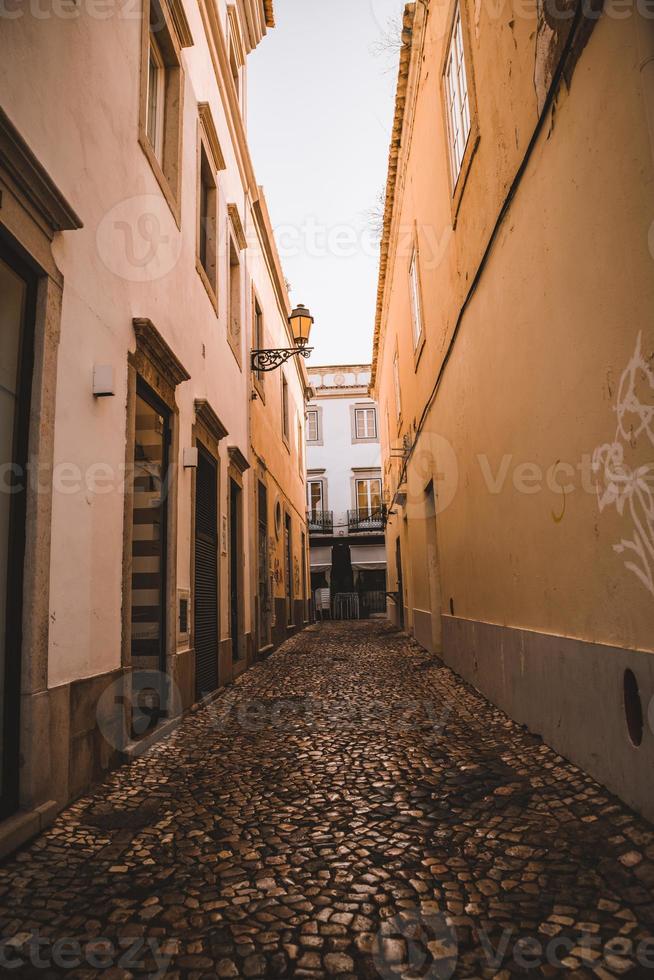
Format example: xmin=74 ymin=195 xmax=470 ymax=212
xmin=0 ymin=0 xmax=310 ymax=857
xmin=306 ymin=365 xmax=387 ymax=616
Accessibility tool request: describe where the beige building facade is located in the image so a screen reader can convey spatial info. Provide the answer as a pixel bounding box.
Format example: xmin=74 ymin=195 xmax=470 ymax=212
xmin=0 ymin=0 xmax=308 ymax=855
xmin=372 ymin=1 xmax=654 ymax=819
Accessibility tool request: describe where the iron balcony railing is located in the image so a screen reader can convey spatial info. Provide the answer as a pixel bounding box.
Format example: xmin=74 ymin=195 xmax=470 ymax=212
xmin=347 ymin=508 xmax=386 ymax=533
xmin=307 ymin=510 xmax=334 ymax=534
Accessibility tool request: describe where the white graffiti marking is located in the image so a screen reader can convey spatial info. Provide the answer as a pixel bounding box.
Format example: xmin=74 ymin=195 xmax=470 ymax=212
xmin=592 ymin=332 xmax=654 ymax=597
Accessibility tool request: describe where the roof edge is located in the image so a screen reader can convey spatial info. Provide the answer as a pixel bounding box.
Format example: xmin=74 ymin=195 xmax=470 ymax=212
xmin=369 ymin=2 xmax=416 ymax=394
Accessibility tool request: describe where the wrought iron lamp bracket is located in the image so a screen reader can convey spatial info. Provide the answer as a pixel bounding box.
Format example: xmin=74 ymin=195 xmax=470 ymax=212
xmin=251 ymin=347 xmax=313 ymax=373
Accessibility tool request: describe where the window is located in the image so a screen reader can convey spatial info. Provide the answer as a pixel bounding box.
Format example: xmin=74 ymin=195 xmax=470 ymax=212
xmin=356 ymin=478 xmax=383 ymax=519
xmin=409 ymin=247 xmax=423 ymax=349
xmin=445 ymin=7 xmax=471 ymax=184
xmin=146 ymin=33 xmax=165 ymax=162
xmin=229 ymin=36 xmax=241 ymax=101
xmin=297 ymin=415 xmax=304 ymax=476
xmin=393 ymin=350 xmax=402 ymax=420
xmin=253 ymin=298 xmax=264 ymax=383
xmin=198 ymin=143 xmax=217 ymax=295
xmin=306 ymin=409 xmax=320 ymax=443
xmin=139 ymin=0 xmax=189 ymax=220
xmin=282 ymin=374 xmax=290 ymax=443
xmin=308 ymin=480 xmax=324 ymax=516
xmin=227 ymin=7 xmax=244 ymax=106
xmin=355 ymin=407 xmax=377 ymax=441
xmin=228 ymin=236 xmax=241 ymax=359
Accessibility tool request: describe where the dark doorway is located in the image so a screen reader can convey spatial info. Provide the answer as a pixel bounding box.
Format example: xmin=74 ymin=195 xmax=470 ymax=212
xmin=0 ymin=239 xmax=37 ymax=820
xmin=257 ymin=481 xmax=269 ymax=648
xmin=131 ymin=380 xmax=170 ymax=674
xmin=230 ymin=479 xmax=242 ymax=662
xmin=395 ymin=537 xmax=405 ymax=629
xmin=332 ymin=542 xmax=354 ymax=594
xmin=300 ymin=531 xmax=308 ymax=623
xmin=284 ymin=514 xmax=293 ymax=626
xmin=194 ymin=445 xmax=219 ymax=699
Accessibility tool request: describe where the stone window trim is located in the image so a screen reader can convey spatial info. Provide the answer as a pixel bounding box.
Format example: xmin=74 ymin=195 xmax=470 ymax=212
xmin=297 ymin=413 xmax=304 ymax=478
xmin=440 ymin=0 xmax=480 ymax=226
xmin=139 ymin=0 xmax=192 ymax=228
xmin=226 ymin=223 xmax=243 ymax=368
xmin=228 ymin=203 xmax=247 ymax=250
xmin=0 ymin=108 xmax=83 ymax=240
xmin=305 ymin=405 xmax=323 ymax=446
xmin=122 ymin=318 xmax=190 ymax=678
xmin=252 ymin=287 xmax=266 ymax=402
xmin=281 ymin=372 xmax=291 ymax=453
xmin=350 ymin=468 xmax=384 ymax=513
xmin=227 ymin=444 xmax=251 ymax=489
xmin=350 ymin=403 xmax=379 ymax=445
xmin=195 ymin=104 xmax=226 ymax=312
xmin=409 ymin=231 xmax=427 ymax=369
xmin=393 ymin=346 xmax=403 ymax=432
xmin=0 ymin=111 xmax=83 ymax=826
xmin=195 ymin=398 xmax=229 ymax=451
xmin=227 ymin=5 xmax=246 ymax=105
xmin=307 ymin=476 xmax=328 ymax=514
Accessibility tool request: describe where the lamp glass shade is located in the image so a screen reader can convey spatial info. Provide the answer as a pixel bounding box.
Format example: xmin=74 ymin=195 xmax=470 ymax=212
xmin=289 ymin=304 xmax=313 ymax=347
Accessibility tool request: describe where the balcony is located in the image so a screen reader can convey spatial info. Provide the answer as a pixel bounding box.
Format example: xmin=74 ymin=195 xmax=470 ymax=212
xmin=307 ymin=510 xmax=334 ymax=535
xmin=347 ymin=509 xmax=385 ymax=533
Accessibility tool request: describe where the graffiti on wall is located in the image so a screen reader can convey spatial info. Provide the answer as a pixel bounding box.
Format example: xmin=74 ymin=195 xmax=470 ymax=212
xmin=592 ymin=332 xmax=654 ymax=597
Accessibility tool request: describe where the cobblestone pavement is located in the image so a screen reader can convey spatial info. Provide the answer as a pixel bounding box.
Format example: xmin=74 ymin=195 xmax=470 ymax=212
xmin=1 ymin=621 xmax=654 ymax=980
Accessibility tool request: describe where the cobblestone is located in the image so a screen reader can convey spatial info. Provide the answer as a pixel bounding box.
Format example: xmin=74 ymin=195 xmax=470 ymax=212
xmin=0 ymin=621 xmax=653 ymax=978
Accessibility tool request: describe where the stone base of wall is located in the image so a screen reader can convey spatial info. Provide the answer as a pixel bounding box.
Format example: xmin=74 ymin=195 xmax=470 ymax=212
xmin=293 ymin=599 xmax=305 ymax=630
xmin=271 ymin=598 xmax=288 ymax=649
xmin=219 ymin=638 xmax=234 ymax=685
xmin=7 ymin=617 xmax=309 ymax=860
xmin=441 ymin=615 xmax=654 ymax=823
xmin=412 ymin=609 xmax=434 ymax=653
xmin=172 ymin=647 xmax=195 ymax=713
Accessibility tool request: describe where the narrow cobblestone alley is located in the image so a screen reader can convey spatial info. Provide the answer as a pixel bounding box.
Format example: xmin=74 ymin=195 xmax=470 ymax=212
xmin=1 ymin=622 xmax=654 ymax=979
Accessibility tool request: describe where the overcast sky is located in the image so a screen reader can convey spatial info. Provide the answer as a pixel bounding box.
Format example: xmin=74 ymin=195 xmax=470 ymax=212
xmin=248 ymin=0 xmax=405 ymax=366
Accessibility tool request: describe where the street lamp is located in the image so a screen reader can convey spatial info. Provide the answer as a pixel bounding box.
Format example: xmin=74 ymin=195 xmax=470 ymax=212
xmin=251 ymin=304 xmax=314 ymax=373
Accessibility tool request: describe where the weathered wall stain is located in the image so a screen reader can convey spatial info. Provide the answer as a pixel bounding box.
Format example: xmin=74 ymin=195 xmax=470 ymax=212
xmin=534 ymin=0 xmax=605 ymax=114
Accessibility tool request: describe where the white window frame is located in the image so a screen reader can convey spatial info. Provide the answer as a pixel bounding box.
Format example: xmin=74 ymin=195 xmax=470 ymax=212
xmin=409 ymin=246 xmax=424 ymax=349
xmin=354 ymin=407 xmax=377 ymax=441
xmin=281 ymin=373 xmax=290 ymax=443
xmin=297 ymin=415 xmax=303 ymax=476
xmin=356 ymin=478 xmax=383 ymax=517
xmin=307 ymin=480 xmax=325 ymax=515
xmin=306 ymin=409 xmax=320 ymax=443
xmin=393 ymin=350 xmax=402 ymax=421
xmin=146 ymin=32 xmax=166 ymax=163
xmin=444 ymin=7 xmax=471 ymax=185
